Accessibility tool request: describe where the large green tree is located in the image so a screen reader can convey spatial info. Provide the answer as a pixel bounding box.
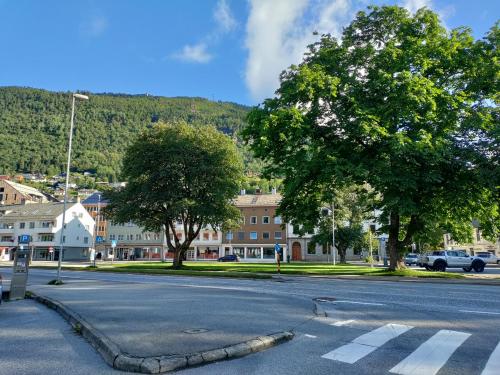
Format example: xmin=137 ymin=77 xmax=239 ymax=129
xmin=104 ymin=122 xmax=244 ymax=268
xmin=243 ymin=6 xmax=499 ymax=270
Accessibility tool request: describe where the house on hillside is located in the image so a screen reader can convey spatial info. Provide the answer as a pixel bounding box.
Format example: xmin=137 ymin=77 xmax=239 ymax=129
xmin=0 ymin=180 xmax=48 ymax=205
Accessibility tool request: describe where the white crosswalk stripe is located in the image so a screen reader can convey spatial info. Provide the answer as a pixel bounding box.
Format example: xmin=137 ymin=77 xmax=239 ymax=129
xmin=481 ymin=341 xmax=500 ymax=375
xmin=321 ymin=323 xmax=413 ymax=364
xmin=389 ymin=330 xmax=471 ymax=375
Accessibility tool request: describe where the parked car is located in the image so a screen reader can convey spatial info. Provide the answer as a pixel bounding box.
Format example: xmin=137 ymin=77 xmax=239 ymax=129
xmin=405 ymin=253 xmax=419 ymax=266
xmin=218 ymin=254 xmax=239 ymax=262
xmin=420 ymin=250 xmax=485 ymax=272
xmin=475 ymin=252 xmax=499 ymax=264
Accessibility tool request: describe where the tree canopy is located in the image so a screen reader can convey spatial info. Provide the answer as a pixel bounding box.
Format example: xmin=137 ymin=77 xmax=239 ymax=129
xmin=243 ymin=6 xmax=499 ymax=270
xmin=104 ymin=122 xmax=244 ymax=268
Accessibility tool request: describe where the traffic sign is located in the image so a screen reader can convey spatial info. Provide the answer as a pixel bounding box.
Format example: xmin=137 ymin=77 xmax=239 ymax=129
xmin=18 ymin=234 xmax=31 ymax=244
xmin=96 ymin=236 xmax=104 ymax=243
xmin=111 ymin=240 xmax=117 ymax=248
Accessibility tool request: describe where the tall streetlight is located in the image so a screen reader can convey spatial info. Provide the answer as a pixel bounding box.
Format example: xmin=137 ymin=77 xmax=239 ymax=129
xmin=56 ymin=93 xmax=89 ymax=282
xmin=331 ymin=202 xmax=336 ymax=266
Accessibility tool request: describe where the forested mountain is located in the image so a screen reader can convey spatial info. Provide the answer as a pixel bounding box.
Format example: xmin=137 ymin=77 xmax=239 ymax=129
xmin=0 ymin=87 xmax=252 ymax=181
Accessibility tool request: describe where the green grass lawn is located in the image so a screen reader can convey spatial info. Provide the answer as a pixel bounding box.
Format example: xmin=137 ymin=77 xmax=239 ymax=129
xmin=69 ymin=261 xmax=464 ymax=279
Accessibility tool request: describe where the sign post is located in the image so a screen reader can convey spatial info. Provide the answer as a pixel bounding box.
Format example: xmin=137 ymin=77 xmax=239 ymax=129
xmin=111 ymin=240 xmax=117 ymax=264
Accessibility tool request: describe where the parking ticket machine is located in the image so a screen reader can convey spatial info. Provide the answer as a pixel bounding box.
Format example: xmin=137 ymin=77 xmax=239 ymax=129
xmin=10 ymin=246 xmax=30 ymax=300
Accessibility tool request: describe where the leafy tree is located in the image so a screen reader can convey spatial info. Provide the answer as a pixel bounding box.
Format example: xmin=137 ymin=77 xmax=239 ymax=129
xmin=243 ymin=6 xmax=499 ymax=270
xmin=104 ymin=122 xmax=244 ymax=268
xmin=310 ymin=185 xmax=374 ymax=263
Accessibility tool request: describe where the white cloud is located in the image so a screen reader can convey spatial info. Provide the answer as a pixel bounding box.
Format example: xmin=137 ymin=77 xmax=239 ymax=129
xmin=214 ymin=0 xmax=237 ymax=32
xmin=402 ymin=0 xmax=433 ymax=14
xmin=173 ymin=43 xmax=213 ymax=63
xmin=80 ymin=15 xmax=108 ymax=37
xmin=245 ymin=0 xmax=355 ymax=102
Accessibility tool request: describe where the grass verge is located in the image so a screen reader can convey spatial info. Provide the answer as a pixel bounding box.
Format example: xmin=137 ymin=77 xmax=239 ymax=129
xmin=61 ymin=261 xmax=465 ymax=279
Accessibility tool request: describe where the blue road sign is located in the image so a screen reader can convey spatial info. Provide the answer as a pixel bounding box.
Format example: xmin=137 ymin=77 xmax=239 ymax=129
xmin=274 ymin=243 xmax=281 ymax=253
xmin=18 ymin=234 xmax=31 ymax=244
xmin=111 ymin=240 xmax=117 ymax=248
xmin=96 ymin=236 xmax=104 ymax=243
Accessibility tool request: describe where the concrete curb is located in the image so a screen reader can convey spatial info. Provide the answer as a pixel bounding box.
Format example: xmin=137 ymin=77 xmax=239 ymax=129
xmin=27 ymin=291 xmax=294 ymax=373
xmin=274 ymin=274 xmax=500 ymax=286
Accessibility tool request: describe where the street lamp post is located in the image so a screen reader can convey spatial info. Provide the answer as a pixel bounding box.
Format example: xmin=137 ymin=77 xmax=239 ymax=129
xmin=332 ymin=202 xmax=336 ymax=266
xmin=92 ymin=193 xmax=101 ymax=268
xmin=56 ymin=93 xmax=89 ymax=282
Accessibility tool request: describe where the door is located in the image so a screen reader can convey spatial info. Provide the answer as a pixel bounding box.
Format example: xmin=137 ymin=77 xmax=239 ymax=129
xmin=292 ymin=242 xmax=301 ymax=261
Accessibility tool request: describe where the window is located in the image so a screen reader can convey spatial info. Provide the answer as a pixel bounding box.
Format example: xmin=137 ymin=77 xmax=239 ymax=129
xmin=226 ymin=232 xmax=233 ymax=241
xmin=247 ymin=247 xmax=261 ymax=258
xmin=238 ymin=231 xmax=244 ymax=240
xmin=76 ymin=236 xmax=80 ymax=241
xmin=274 ymin=231 xmax=282 ymax=240
xmin=274 ymin=216 xmax=282 ymax=224
xmin=262 ymin=232 xmax=270 ymax=240
xmin=212 ymin=232 xmax=218 ymax=240
xmin=19 ymin=222 xmax=25 ymax=229
xmin=41 ymin=221 xmax=52 ymax=228
xmin=203 ymin=232 xmax=209 ymax=240
xmin=262 ymin=216 xmax=270 ymax=224
xmin=84 ymin=237 xmax=89 ymax=244
xmin=62 ymin=236 xmax=66 ymax=243
xmin=250 ymin=216 xmax=257 ymax=224
xmin=263 ymin=247 xmax=274 ymax=259
xmin=307 ymin=242 xmax=316 ymax=254
xmin=29 ymin=222 xmax=35 ymax=229
xmin=250 ymin=232 xmax=258 ymax=240
xmin=118 ymin=234 xmax=124 ymax=241
xmin=136 ymin=234 xmax=142 ymax=240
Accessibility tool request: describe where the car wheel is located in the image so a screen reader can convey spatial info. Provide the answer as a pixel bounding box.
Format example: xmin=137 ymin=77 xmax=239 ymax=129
xmin=433 ymin=261 xmax=446 ymax=272
xmin=462 ymin=267 xmax=472 ymax=272
xmin=473 ymin=261 xmax=485 ymax=273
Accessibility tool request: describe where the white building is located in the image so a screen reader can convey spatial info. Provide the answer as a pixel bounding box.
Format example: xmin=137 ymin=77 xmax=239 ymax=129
xmin=105 ymin=221 xmax=223 ymax=261
xmin=0 ymin=202 xmax=94 ymax=261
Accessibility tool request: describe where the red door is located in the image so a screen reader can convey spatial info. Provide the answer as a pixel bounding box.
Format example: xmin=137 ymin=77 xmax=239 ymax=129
xmin=292 ymin=242 xmax=301 ymax=261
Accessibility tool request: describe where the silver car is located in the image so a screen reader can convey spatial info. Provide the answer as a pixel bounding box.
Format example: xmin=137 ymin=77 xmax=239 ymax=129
xmin=475 ymin=252 xmax=499 ymax=264
xmin=405 ymin=253 xmax=419 ymax=266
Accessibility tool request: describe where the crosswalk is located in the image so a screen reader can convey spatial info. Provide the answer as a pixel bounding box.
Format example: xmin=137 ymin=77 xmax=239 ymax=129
xmin=320 ymin=321 xmax=500 ymax=375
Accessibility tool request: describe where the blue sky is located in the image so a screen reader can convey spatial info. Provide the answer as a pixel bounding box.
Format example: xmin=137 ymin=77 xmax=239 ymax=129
xmin=0 ymin=0 xmax=498 ymax=105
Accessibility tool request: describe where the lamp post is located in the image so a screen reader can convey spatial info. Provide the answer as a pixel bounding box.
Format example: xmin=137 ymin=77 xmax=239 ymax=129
xmin=56 ymin=93 xmax=89 ymax=282
xmin=331 ymin=202 xmax=336 ymax=266
xmin=91 ymin=193 xmax=101 ymax=267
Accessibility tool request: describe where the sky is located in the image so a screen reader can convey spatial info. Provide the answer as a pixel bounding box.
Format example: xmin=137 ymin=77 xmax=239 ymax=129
xmin=0 ymin=0 xmax=498 ymax=105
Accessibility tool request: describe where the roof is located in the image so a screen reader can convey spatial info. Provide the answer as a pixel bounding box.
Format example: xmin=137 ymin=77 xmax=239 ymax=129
xmin=2 ymin=180 xmax=46 ymax=198
xmin=82 ymin=192 xmax=109 ymax=205
xmin=234 ymin=194 xmax=281 ymax=207
xmin=0 ymin=202 xmax=78 ymax=219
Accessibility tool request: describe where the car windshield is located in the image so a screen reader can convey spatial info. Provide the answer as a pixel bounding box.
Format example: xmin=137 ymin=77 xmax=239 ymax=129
xmin=407 ymin=254 xmax=417 ymax=258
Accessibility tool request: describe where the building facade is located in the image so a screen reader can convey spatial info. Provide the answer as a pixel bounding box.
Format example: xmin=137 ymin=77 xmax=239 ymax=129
xmin=0 ymin=180 xmax=48 ymax=205
xmin=0 ymin=202 xmax=94 ymax=261
xmin=221 ymin=193 xmax=287 ymax=262
xmin=81 ymin=192 xmax=108 ymax=255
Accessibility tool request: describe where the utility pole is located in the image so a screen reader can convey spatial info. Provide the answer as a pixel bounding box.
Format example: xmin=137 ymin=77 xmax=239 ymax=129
xmin=332 ymin=202 xmax=336 ymax=266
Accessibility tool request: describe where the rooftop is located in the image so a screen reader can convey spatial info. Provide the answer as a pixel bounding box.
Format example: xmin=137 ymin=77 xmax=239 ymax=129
xmin=2 ymin=180 xmax=46 ymax=198
xmin=82 ymin=192 xmax=109 ymax=205
xmin=234 ymin=193 xmax=281 ymax=207
xmin=0 ymin=202 xmax=77 ymax=219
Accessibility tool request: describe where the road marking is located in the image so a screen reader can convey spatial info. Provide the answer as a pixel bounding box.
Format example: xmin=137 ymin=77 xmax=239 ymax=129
xmin=481 ymin=341 xmax=500 ymax=375
xmin=322 ymin=323 xmax=413 ymax=364
xmin=334 ymin=301 xmax=386 ymax=306
xmin=389 ymin=330 xmax=471 ymax=375
xmin=459 ymin=310 xmax=500 ymax=316
xmin=304 ymin=334 xmax=317 ymax=338
xmin=332 ymin=319 xmax=356 ymax=326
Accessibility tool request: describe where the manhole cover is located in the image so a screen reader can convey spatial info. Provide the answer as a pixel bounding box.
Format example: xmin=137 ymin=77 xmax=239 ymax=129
xmin=183 ymin=328 xmax=209 ymax=334
xmin=313 ymin=297 xmax=337 ymax=302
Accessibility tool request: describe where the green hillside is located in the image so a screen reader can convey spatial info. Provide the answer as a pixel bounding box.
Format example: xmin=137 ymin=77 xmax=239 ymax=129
xmin=0 ymin=86 xmax=252 ymax=181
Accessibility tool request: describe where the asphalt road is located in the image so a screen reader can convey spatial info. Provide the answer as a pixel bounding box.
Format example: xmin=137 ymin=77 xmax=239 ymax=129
xmin=1 ymin=267 xmax=500 ymax=375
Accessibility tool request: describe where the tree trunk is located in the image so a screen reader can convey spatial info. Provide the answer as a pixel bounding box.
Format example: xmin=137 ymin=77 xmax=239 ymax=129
xmin=172 ymin=249 xmax=183 ymax=269
xmin=338 ymin=247 xmax=347 ymax=263
xmin=388 ymin=211 xmax=405 ymax=271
